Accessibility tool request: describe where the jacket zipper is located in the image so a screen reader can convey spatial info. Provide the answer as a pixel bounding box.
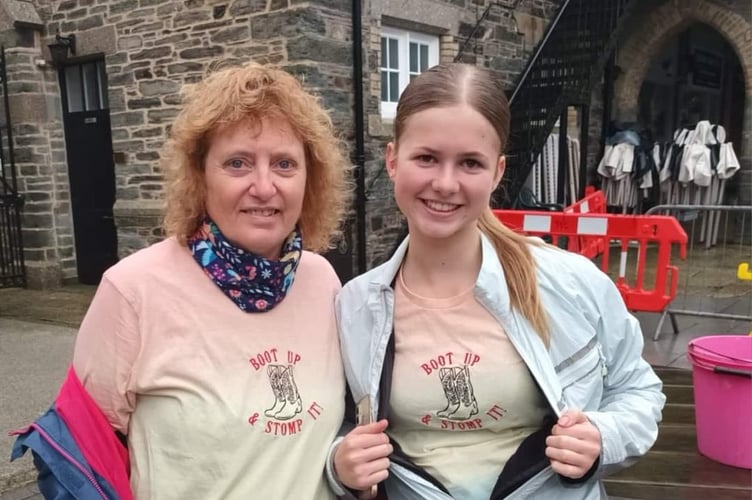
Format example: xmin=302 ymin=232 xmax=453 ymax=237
xmin=476 ymin=304 xmax=563 ymax=498
xmin=378 ymin=290 xmax=558 ymax=499
xmin=491 ymin=464 xmax=553 ymax=500
xmin=377 ymin=302 xmax=451 ymax=496
xmin=30 ymin=423 xmax=110 ymax=500
xmin=389 ymin=447 xmax=451 ymax=494
xmin=597 ymin=343 xmax=608 ymax=378
xmin=497 ymin=311 xmax=562 ymax=414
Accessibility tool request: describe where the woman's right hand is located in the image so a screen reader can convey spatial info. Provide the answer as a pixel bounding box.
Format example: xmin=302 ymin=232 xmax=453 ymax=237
xmin=333 ymin=419 xmax=393 ymax=491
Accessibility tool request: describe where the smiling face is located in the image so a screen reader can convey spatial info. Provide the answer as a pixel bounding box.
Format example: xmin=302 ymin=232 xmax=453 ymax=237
xmin=203 ymin=117 xmax=307 ymax=259
xmin=386 ymin=104 xmax=504 ymax=245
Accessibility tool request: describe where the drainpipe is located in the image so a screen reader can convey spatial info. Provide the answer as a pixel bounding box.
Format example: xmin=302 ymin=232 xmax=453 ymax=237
xmin=352 ymin=0 xmax=367 ymax=274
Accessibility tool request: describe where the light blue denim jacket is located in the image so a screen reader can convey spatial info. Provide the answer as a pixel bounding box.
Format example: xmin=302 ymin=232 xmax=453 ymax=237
xmin=328 ymin=232 xmax=665 ymax=499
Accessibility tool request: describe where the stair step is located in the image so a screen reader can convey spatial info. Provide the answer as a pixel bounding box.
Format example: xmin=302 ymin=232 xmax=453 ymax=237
xmin=605 ymin=481 xmax=752 ymax=500
xmin=662 ymin=403 xmax=695 ymax=425
xmin=653 ymin=366 xmax=693 ymax=386
xmin=652 ymin=424 xmax=697 ymax=454
xmin=663 ymin=384 xmax=694 ymax=405
xmin=606 ymin=450 xmax=752 ymax=490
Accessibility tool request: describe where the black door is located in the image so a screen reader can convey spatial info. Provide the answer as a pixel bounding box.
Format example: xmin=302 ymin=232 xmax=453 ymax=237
xmin=60 ymin=60 xmax=118 ymax=284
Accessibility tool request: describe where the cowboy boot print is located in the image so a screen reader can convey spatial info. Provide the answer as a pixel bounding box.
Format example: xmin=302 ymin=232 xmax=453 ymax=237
xmin=274 ymin=365 xmax=302 ymax=420
xmin=446 ymin=366 xmax=478 ymax=421
xmin=265 ymin=365 xmax=287 ymax=417
xmin=436 ymin=367 xmax=460 ymax=418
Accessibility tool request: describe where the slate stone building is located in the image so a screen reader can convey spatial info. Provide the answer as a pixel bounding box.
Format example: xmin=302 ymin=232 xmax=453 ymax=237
xmin=0 ymin=0 xmax=748 ymax=288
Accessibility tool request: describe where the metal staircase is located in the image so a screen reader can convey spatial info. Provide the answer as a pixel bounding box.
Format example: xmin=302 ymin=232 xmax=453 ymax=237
xmin=457 ymin=0 xmax=638 ymax=207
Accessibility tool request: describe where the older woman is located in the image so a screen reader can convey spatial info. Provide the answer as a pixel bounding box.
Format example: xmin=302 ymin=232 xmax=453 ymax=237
xmin=12 ymin=63 xmax=351 ymax=499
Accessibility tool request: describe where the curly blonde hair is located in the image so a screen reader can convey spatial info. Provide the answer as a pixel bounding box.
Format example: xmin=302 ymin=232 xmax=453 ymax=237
xmin=162 ymin=62 xmax=351 ymax=253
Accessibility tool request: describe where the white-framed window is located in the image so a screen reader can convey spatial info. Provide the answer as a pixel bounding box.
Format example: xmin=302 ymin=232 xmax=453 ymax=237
xmin=380 ymin=27 xmax=439 ymax=119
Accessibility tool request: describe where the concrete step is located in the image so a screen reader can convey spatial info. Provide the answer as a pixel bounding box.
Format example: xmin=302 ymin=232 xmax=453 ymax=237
xmin=605 ymin=451 xmax=752 ymax=499
xmin=604 ymin=365 xmax=752 ymax=500
xmin=662 ymin=402 xmax=695 ymax=425
xmin=605 ymin=481 xmax=752 ymax=500
xmin=652 ymin=366 xmax=693 ymax=386
xmin=652 ymin=424 xmax=697 ymax=454
xmin=662 ymin=384 xmax=694 ymax=405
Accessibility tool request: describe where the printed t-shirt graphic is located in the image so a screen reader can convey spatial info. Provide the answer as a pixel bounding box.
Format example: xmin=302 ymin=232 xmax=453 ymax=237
xmin=389 ymin=269 xmax=548 ymax=499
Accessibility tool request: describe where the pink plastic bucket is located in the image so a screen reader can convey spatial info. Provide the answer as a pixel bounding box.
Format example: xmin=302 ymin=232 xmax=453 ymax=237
xmin=687 ymin=335 xmax=752 ymax=469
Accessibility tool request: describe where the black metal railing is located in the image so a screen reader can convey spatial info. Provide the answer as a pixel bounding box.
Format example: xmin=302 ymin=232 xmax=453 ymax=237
xmin=499 ymin=0 xmax=636 ymax=206
xmin=0 ymin=46 xmax=25 ymax=288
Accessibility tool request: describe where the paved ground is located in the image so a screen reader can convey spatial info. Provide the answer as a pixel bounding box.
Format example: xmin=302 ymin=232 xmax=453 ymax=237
xmin=0 ymin=284 xmax=95 ymax=329
xmin=0 ymin=319 xmax=76 ymax=497
xmin=637 ymin=295 xmax=751 ymax=369
xmin=0 ymin=483 xmax=39 ymax=500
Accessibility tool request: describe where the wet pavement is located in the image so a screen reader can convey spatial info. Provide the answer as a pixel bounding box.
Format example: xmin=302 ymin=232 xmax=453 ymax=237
xmin=0 ymin=284 xmax=95 ymax=329
xmin=0 ymin=319 xmax=75 ymax=498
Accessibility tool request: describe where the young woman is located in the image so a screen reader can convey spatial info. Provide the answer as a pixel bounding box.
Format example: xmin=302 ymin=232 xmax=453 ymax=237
xmin=329 ymin=63 xmax=665 ymax=499
xmin=13 ymin=63 xmax=351 ymax=499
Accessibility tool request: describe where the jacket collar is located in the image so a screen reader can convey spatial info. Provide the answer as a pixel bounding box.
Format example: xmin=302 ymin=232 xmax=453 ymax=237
xmin=370 ymin=230 xmax=512 ymax=317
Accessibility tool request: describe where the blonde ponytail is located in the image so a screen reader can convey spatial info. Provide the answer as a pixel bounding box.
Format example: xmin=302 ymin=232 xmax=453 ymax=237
xmin=478 ymin=209 xmax=550 ymax=345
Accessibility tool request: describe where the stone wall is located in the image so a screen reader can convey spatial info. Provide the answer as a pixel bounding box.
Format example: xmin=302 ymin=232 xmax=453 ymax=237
xmin=0 ymin=37 xmax=75 ymax=287
xmin=8 ymin=0 xmax=746 ymax=286
xmin=27 ymin=0 xmax=560 ymax=278
xmin=360 ymin=0 xmax=562 ymax=268
xmin=8 ymin=0 xmax=358 ymax=285
xmin=54 ymin=0 xmax=358 ymax=258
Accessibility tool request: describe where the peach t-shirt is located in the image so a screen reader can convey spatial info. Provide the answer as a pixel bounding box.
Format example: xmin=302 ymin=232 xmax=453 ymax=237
xmin=389 ymin=270 xmax=548 ymax=499
xmin=73 ymin=238 xmax=345 ymax=499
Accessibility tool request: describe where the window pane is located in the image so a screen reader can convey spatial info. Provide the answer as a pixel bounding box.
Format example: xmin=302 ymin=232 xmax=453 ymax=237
xmin=409 ymin=42 xmax=418 ymax=73
xmin=97 ymin=61 xmax=109 ymax=109
xmin=82 ymin=63 xmax=99 ymax=111
xmin=381 ymin=71 xmax=388 ymax=101
xmin=420 ymin=44 xmax=429 ymax=71
xmin=381 ymin=37 xmax=387 ymax=68
xmin=389 ymin=72 xmax=398 ymax=102
xmin=65 ymin=66 xmax=83 ymax=112
xmin=389 ymin=38 xmax=398 ymax=69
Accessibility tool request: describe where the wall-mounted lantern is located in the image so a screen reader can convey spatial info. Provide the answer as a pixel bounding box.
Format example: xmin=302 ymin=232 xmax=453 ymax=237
xmin=47 ymin=33 xmax=76 ymax=67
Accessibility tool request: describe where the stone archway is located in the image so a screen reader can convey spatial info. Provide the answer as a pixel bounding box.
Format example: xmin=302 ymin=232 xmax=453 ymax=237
xmin=613 ymin=0 xmax=752 ymax=203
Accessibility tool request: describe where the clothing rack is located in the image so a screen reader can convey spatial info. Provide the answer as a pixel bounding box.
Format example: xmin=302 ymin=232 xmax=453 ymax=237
xmin=596 ymin=127 xmax=657 ymax=214
xmin=656 ymin=120 xmax=740 ymax=245
xmin=596 ymin=120 xmax=740 ymax=222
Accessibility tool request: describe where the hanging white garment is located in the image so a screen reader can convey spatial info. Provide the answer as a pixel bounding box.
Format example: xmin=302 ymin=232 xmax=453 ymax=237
xmin=599 ymin=143 xmax=636 ymax=209
xmin=652 ymin=144 xmax=662 ymax=176
xmin=718 ymin=142 xmax=741 ymax=180
xmin=597 ymin=144 xmax=615 ymax=178
xmin=687 ymin=121 xmax=714 ymax=187
xmin=660 ymin=128 xmax=689 ymax=184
